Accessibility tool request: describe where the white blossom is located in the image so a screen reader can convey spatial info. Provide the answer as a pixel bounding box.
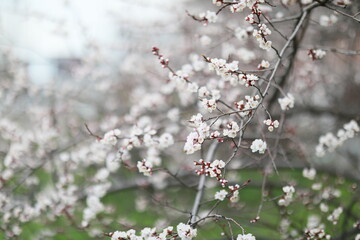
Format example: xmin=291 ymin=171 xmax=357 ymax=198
xmin=320 ymin=14 xmax=338 ymax=27
xmin=215 ymin=189 xmax=228 ymax=201
xmin=278 ymin=93 xmax=295 ymax=111
xmin=137 ymin=159 xmax=153 ymax=176
xmin=100 ymin=129 xmax=121 ymax=145
xmin=278 ymin=186 xmax=295 ymax=206
xmin=303 ymin=168 xmax=316 ymax=180
xmin=327 ymin=207 xmax=343 ymax=224
xmin=223 ymin=121 xmax=240 ymax=138
xmin=177 ymin=223 xmax=197 ymax=240
xmin=250 ymin=139 xmax=267 ymax=154
xmin=237 ymin=233 xmax=256 ymax=240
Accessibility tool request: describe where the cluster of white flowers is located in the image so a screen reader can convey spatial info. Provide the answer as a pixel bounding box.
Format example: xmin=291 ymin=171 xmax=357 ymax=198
xmin=263 ymin=119 xmax=279 ymax=132
xmin=327 ymin=207 xmax=343 ymax=225
xmin=137 ymin=159 xmax=153 ymax=176
xmin=230 ymin=2 xmax=247 ymax=13
xmin=198 ymin=86 xmax=221 ymax=112
xmin=252 ymin=23 xmax=272 ymax=50
xmin=319 ymin=14 xmax=338 ymax=27
xmin=238 ymin=73 xmax=259 ymax=87
xmin=237 ymin=48 xmax=256 ymax=64
xmin=228 ymin=184 xmax=240 ymax=202
xmin=223 ymin=121 xmax=240 ymax=138
xmin=201 ymin=98 xmax=217 ymax=113
xmin=215 ymin=189 xmax=228 ymax=201
xmin=168 ymin=71 xmax=194 ymax=92
xmin=106 ymin=122 xmax=175 ymax=177
xmin=199 ymin=11 xmax=218 ymax=24
xmin=82 ymin=196 xmax=105 ymax=227
xmin=321 ymin=187 xmax=341 ymax=200
xmin=177 ymin=223 xmax=197 ymax=240
xmin=320 ymin=203 xmax=329 ymax=213
xmin=212 ymin=0 xmax=224 ymax=7
xmin=278 ymin=186 xmax=295 ymax=206
xmin=99 ymin=129 xmax=121 ymax=145
xmin=237 ymin=233 xmax=256 ymax=240
xmin=304 ymin=227 xmax=331 ymax=240
xmin=307 ymin=215 xmax=322 ymax=230
xmin=234 ymin=26 xmax=251 ymax=41
xmin=303 ymin=168 xmax=316 ymax=180
xmin=121 ymin=124 xmax=174 ymax=152
xmin=250 ymin=139 xmax=267 ymax=154
xmin=190 ymin=54 xmax=206 ymax=72
xmin=194 ymin=159 xmax=228 ymax=186
xmin=159 ymin=133 xmax=175 ymax=148
xmin=184 ymin=131 xmax=202 ymax=154
xmin=184 ymin=114 xmax=210 ymax=154
xmin=308 ymin=49 xmax=327 ymax=60
xmin=228 ymin=0 xmax=264 ymax=13
xmin=278 ymin=93 xmax=295 ymax=111
xmin=234 ymin=95 xmax=261 ymax=117
xmin=315 ymin=120 xmax=359 ymax=157
xmin=110 ymin=226 xmax=175 ymax=240
xmin=257 ymin=60 xmax=270 ymax=69
xmin=208 ymin=57 xmax=239 ymax=80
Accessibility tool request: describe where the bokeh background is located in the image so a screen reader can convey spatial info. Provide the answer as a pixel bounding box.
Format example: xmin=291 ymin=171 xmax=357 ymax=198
xmin=0 ymin=0 xmax=359 ymax=239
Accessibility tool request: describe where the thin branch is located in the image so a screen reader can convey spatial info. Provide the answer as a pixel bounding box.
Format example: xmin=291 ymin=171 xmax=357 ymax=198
xmin=324 ymin=3 xmax=360 ymax=23
xmin=189 ymin=141 xmax=219 ymax=225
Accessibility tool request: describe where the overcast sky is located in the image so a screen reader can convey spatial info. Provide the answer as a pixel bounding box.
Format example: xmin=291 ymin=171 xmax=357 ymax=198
xmin=0 ymin=0 xmax=183 ymax=83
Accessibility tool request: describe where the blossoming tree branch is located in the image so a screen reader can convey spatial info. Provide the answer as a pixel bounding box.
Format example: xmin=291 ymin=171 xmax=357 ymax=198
xmin=1 ymin=0 xmax=359 ymax=240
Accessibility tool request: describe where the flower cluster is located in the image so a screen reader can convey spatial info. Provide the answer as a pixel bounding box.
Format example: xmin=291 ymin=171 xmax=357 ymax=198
xmin=212 ymin=0 xmax=224 ymax=7
xmin=82 ymin=196 xmax=105 ymax=227
xmin=234 ymin=95 xmax=261 ymax=117
xmin=198 ymin=87 xmax=221 ymax=113
xmin=303 ymin=168 xmax=316 ymax=180
xmin=215 ymin=189 xmax=228 ymax=201
xmin=263 ymin=119 xmax=279 ymax=132
xmin=257 ymin=60 xmax=270 ymax=70
xmin=327 ymin=207 xmax=343 ymax=225
xmin=99 ymin=129 xmax=121 ymax=145
xmin=177 ymin=223 xmax=197 ymax=240
xmin=278 ymin=186 xmax=295 ymax=206
xmin=315 ymin=120 xmax=359 ymax=157
xmin=237 ymin=233 xmax=256 ymax=240
xmin=238 ymin=73 xmax=259 ymax=87
xmin=109 ymin=225 xmax=178 ymax=240
xmin=250 ymin=139 xmax=267 ymax=154
xmin=137 ymin=159 xmax=153 ymax=177
xmin=278 ymin=93 xmax=295 ymax=111
xmin=223 ymin=121 xmax=240 ymax=138
xmin=252 ymin=23 xmax=272 ymax=50
xmin=198 ymin=11 xmax=218 ymax=25
xmin=228 ymin=184 xmax=240 ymax=202
xmin=319 ymin=14 xmax=338 ymax=27
xmin=184 ymin=114 xmax=210 ymax=154
xmin=304 ymin=227 xmax=331 ymax=240
xmin=234 ymin=26 xmax=252 ymax=41
xmin=308 ymin=49 xmax=327 ymax=60
xmin=208 ymin=57 xmax=239 ymax=80
xmin=228 ymin=0 xmax=265 ymax=13
xmin=194 ymin=159 xmax=228 ymax=186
